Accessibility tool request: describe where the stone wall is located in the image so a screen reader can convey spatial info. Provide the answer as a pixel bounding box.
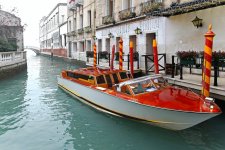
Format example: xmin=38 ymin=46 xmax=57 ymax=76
xmin=41 ymin=48 xmax=67 ymax=57
xmin=0 ymin=61 xmax=27 ymax=79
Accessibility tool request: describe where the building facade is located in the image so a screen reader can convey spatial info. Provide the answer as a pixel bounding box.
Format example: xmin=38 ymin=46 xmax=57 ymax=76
xmin=64 ymin=0 xmax=225 ymax=70
xmin=39 ymin=3 xmax=68 ymax=57
xmin=0 ymin=10 xmax=24 ymax=52
xmin=95 ymin=0 xmax=225 ymax=70
xmin=96 ymin=0 xmax=166 ymax=69
xmin=67 ymin=0 xmax=96 ymax=61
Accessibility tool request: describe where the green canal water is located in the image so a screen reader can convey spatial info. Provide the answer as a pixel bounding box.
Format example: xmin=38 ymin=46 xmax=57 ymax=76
xmin=0 ymin=52 xmax=225 ymax=150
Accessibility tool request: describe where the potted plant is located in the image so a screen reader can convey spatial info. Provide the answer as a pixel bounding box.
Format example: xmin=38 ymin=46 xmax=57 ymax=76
xmin=115 ymin=51 xmax=120 ymax=61
xmin=133 ymin=51 xmax=139 ymax=61
xmin=212 ymin=50 xmax=225 ymax=67
xmin=176 ymin=51 xmax=197 ymax=65
xmin=86 ymin=51 xmax=94 ymax=58
xmin=99 ymin=51 xmax=109 ymax=59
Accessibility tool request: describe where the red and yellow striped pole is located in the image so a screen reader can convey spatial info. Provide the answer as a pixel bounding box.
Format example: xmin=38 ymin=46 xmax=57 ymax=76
xmin=130 ymin=41 xmax=134 ymax=78
xmin=119 ymin=38 xmax=123 ymax=70
xmin=153 ymin=39 xmax=159 ymax=74
xmin=93 ymin=42 xmax=97 ymax=68
xmin=202 ymin=25 xmax=215 ymax=98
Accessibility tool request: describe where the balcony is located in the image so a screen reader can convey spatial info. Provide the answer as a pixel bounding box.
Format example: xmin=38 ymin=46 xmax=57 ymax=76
xmin=67 ymin=30 xmax=77 ymax=36
xmin=68 ymin=0 xmax=84 ymax=10
xmin=119 ymin=7 xmax=136 ymax=21
xmin=77 ymin=28 xmax=84 ymax=34
xmin=102 ymin=15 xmax=115 ymax=25
xmin=140 ymin=1 xmax=163 ymax=15
xmin=84 ymin=26 xmax=92 ymax=33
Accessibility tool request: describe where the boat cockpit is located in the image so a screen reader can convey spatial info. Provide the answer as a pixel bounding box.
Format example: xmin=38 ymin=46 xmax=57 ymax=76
xmin=117 ymin=75 xmax=169 ymax=96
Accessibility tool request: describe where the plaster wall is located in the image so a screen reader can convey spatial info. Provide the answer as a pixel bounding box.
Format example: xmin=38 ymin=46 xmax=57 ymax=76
xmin=165 ymin=5 xmax=225 ymax=63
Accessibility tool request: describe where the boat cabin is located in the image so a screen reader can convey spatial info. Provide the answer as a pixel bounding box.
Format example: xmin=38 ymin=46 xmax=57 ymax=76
xmin=61 ymin=67 xmax=130 ymax=89
xmin=117 ymin=75 xmax=168 ymax=96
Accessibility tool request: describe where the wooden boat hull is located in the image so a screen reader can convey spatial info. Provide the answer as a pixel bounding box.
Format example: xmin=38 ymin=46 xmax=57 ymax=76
xmin=57 ymin=76 xmax=220 ymax=130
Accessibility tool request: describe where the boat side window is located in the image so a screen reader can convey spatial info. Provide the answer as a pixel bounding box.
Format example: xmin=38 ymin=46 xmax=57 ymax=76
xmin=105 ymin=74 xmax=112 ymax=87
xmin=96 ymin=75 xmax=106 ymax=84
xmin=130 ymin=80 xmax=157 ymax=95
xmin=112 ymin=73 xmax=119 ymax=84
xmin=119 ymin=72 xmax=128 ymax=80
xmin=152 ymin=77 xmax=167 ymax=88
xmin=121 ymin=85 xmax=131 ymax=95
xmin=78 ymin=74 xmax=89 ymax=80
xmin=67 ymin=72 xmax=76 ymax=78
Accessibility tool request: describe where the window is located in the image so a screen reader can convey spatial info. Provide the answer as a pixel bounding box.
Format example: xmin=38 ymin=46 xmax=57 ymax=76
xmin=73 ymin=18 xmax=76 ymax=31
xmin=119 ymin=72 xmax=128 ymax=79
xmin=67 ymin=72 xmax=75 ymax=78
xmin=67 ymin=72 xmax=93 ymax=81
xmin=96 ymin=75 xmax=106 ymax=84
xmin=64 ymin=34 xmax=67 ymax=47
xmin=122 ymin=0 xmax=133 ymax=9
xmin=56 ymin=13 xmax=59 ymax=23
xmin=121 ymin=86 xmax=131 ymax=95
xmin=80 ymin=15 xmax=83 ymax=28
xmin=7 ymin=38 xmax=17 ymax=51
xmin=105 ymin=74 xmax=112 ymax=87
xmin=61 ymin=15 xmax=65 ymax=23
xmin=68 ymin=21 xmax=72 ymax=32
xmin=112 ymin=73 xmax=119 ymax=84
xmin=54 ymin=15 xmax=56 ymax=25
xmin=88 ymin=10 xmax=91 ymax=26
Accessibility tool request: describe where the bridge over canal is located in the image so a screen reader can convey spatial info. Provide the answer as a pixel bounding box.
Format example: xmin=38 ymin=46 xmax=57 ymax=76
xmin=24 ymin=46 xmax=40 ymax=55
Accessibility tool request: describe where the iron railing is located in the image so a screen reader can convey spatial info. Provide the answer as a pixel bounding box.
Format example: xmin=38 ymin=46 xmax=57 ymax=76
xmin=119 ymin=7 xmax=136 ymax=20
xmin=77 ymin=28 xmax=84 ymax=34
xmin=140 ymin=0 xmax=163 ymax=15
xmin=84 ymin=26 xmax=92 ymax=33
xmin=102 ymin=14 xmax=115 ymax=25
xmin=142 ymin=53 xmax=166 ymax=74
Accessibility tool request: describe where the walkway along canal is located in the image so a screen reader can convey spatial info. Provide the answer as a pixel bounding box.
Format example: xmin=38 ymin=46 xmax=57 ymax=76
xmin=0 ymin=51 xmax=225 ymax=150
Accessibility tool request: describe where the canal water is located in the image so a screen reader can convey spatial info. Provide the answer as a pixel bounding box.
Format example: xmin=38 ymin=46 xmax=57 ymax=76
xmin=0 ymin=52 xmax=225 ymax=150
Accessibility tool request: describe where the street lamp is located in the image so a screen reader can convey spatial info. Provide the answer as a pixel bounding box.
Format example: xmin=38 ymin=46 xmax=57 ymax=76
xmin=192 ymin=16 xmax=203 ymax=28
xmin=134 ymin=27 xmax=142 ymax=34
xmin=92 ymin=35 xmax=97 ymax=40
xmin=108 ymin=32 xmax=114 ymax=38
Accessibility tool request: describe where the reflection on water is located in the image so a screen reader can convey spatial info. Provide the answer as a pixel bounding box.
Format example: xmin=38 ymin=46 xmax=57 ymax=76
xmin=0 ymin=51 xmax=225 ymax=150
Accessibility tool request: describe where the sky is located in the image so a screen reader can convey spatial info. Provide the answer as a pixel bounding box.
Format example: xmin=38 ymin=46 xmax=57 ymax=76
xmin=0 ymin=0 xmax=66 ymax=47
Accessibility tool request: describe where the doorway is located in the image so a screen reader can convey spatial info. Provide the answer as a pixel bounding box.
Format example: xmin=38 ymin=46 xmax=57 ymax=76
xmin=146 ymin=33 xmax=156 ymax=55
xmin=129 ymin=35 xmax=137 ymax=52
xmin=86 ymin=40 xmax=92 ymax=51
xmin=79 ymin=41 xmax=84 ymax=52
xmin=106 ymin=38 xmax=110 ymax=52
xmin=68 ymin=41 xmax=72 ymax=57
xmin=116 ymin=37 xmax=120 ymax=52
xmin=98 ymin=39 xmax=102 ymax=52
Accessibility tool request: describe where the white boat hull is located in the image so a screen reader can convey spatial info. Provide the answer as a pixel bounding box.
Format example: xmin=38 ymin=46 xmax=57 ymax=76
xmin=57 ymin=76 xmax=220 ymax=130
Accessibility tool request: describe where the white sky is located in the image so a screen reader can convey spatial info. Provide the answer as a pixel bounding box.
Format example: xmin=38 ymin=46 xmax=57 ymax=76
xmin=0 ymin=0 xmax=66 ymax=47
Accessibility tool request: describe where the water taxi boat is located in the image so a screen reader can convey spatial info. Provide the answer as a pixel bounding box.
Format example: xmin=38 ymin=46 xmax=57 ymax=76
xmin=57 ymin=67 xmax=221 ymax=130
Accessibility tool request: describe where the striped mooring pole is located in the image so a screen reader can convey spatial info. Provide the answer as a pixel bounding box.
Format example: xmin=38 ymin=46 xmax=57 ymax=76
xmin=93 ymin=42 xmax=97 ymax=68
xmin=129 ymin=41 xmax=134 ymax=78
xmin=119 ymin=38 xmax=123 ymax=70
xmin=153 ymin=39 xmax=159 ymax=74
xmin=202 ymin=25 xmax=215 ymax=98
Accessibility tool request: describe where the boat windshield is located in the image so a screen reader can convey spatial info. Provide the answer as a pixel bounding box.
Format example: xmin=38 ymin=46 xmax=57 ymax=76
xmin=128 ymin=77 xmax=168 ymax=95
